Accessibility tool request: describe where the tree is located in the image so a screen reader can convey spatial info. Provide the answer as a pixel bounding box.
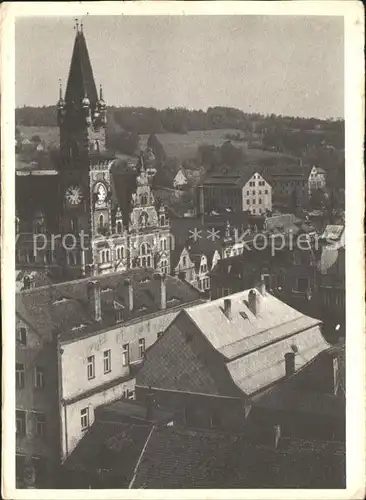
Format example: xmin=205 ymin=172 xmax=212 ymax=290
xmin=31 ymin=134 xmax=42 ymax=143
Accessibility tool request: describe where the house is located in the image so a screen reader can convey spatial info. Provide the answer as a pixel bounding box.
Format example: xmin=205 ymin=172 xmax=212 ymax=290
xmin=129 ymin=426 xmax=345 ymax=489
xmin=173 ymin=167 xmax=188 ymax=190
xmin=61 ymin=398 xmax=174 ymax=488
xmin=61 ymin=397 xmax=345 ymax=489
xmin=315 ymin=225 xmax=345 ymax=330
xmin=250 ymin=343 xmax=345 ymax=442
xmin=262 ymin=164 xmax=309 ymax=210
xmin=136 ymin=285 xmax=330 ymax=432
xmin=197 ymin=166 xmax=272 ymax=216
xmin=308 ymin=165 xmax=327 ymax=195
xmin=15 ymin=269 xmax=204 ymax=485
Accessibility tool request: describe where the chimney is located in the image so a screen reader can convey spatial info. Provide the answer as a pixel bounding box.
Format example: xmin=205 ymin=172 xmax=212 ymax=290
xmin=154 ymin=273 xmax=166 ymax=310
xmin=87 ymin=280 xmax=102 ymax=322
xmin=145 ymin=387 xmax=155 ymax=421
xmin=274 ymin=424 xmax=281 ymax=449
xmin=248 ymin=289 xmax=260 ymax=316
xmin=23 ymin=275 xmax=31 ymax=290
xmin=124 ymin=279 xmax=134 ymax=312
xmin=257 ymin=275 xmax=266 ymax=296
xmin=284 ymin=352 xmax=295 ymax=377
xmin=223 ymin=298 xmax=232 ymax=320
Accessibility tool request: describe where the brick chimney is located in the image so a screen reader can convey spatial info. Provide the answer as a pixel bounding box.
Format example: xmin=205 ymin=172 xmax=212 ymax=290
xmin=87 ymin=280 xmax=102 ymax=322
xmin=223 ymin=298 xmax=232 ymax=320
xmin=284 ymin=352 xmax=295 ymax=377
xmin=124 ymin=279 xmax=134 ymax=312
xmin=154 ymin=273 xmax=167 ymax=310
xmin=248 ymin=289 xmax=260 ymax=316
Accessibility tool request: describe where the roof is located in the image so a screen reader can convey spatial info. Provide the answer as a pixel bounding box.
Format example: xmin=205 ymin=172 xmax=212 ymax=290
xmin=65 ymin=30 xmax=98 ymax=110
xmin=16 ymin=268 xmax=203 ymax=343
xmin=321 ymin=224 xmax=345 ymax=242
xmin=131 ymin=426 xmax=345 ymax=488
xmin=200 ymin=165 xmax=265 ymax=189
xmin=96 ymin=399 xmax=173 ymax=425
xmin=182 ymin=290 xmax=328 ymax=394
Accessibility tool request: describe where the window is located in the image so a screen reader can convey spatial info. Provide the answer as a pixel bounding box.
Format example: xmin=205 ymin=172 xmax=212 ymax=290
xmin=34 ymin=367 xmax=45 ymax=389
xmin=160 ymin=214 xmax=166 ymax=226
xmin=160 ymin=259 xmax=168 ymax=274
xmin=103 ymin=350 xmax=111 ymax=374
xmin=258 ymin=190 xmax=262 ymax=195
xmin=265 ymin=189 xmax=268 ymax=194
xmin=80 ymin=408 xmax=89 ymax=431
xmin=210 ymin=411 xmax=222 ymax=429
xmin=297 ymin=277 xmax=309 ymax=293
xmin=115 ymin=309 xmax=123 ymax=323
xmin=160 ymin=238 xmax=167 ymax=251
xmin=16 ymin=363 xmax=25 ymax=389
xmin=259 ymin=199 xmax=262 ymax=204
xmin=16 ymin=410 xmax=26 ymax=436
xmin=182 ymin=256 xmax=187 ymax=267
xmin=116 ymin=221 xmax=123 ymax=234
xmin=252 ymin=199 xmax=255 ymax=204
xmin=122 ymin=344 xmax=130 ymax=366
xmin=17 ymin=327 xmax=27 ymax=345
xmin=138 ymin=338 xmax=146 ymax=359
xmin=87 ymin=356 xmax=95 ymax=380
xmin=247 ymin=200 xmax=250 ymax=205
xmin=141 ymin=194 xmax=148 ymax=206
xmin=252 ymin=190 xmax=255 ymax=195
xmin=246 ymin=191 xmax=249 ymax=195
xmin=35 ymin=412 xmax=46 ymax=437
xmin=98 ymin=214 xmax=104 ymax=229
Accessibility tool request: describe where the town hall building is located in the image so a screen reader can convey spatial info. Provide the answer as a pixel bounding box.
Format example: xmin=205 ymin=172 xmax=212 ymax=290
xmin=16 ymin=24 xmax=172 ymax=283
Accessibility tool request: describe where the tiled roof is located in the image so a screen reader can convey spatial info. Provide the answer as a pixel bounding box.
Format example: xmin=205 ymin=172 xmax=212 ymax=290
xmin=131 ymin=426 xmax=345 ymax=488
xmin=181 ymin=291 xmax=328 ymax=395
xmin=16 ymin=268 xmax=203 ymax=343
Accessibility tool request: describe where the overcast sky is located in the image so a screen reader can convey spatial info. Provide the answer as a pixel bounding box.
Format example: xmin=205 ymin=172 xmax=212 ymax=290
xmin=15 ymin=16 xmax=344 ymax=119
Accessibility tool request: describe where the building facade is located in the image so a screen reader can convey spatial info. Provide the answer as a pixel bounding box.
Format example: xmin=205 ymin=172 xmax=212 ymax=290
xmin=16 ymin=269 xmax=204 ymax=484
xmin=197 ymin=168 xmax=272 ymax=216
xmin=15 ymin=25 xmax=172 ymax=281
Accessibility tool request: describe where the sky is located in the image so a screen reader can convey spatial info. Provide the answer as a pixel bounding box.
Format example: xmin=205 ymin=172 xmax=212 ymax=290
xmin=15 ymin=16 xmax=344 ymax=119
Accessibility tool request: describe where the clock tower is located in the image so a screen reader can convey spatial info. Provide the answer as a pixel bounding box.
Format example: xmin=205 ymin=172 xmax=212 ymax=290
xmin=56 ymin=22 xmax=111 ymax=275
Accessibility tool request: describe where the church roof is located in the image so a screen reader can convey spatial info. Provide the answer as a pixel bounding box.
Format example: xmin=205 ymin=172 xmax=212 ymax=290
xmin=65 ymin=29 xmax=98 ymax=109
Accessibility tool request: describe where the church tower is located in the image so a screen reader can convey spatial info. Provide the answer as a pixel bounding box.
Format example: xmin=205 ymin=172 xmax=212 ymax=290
xmin=56 ymin=21 xmax=111 ymax=277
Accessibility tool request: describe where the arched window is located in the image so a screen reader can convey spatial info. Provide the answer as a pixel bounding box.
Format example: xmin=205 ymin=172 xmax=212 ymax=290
xmin=140 ymin=243 xmax=147 ymax=256
xmin=160 ymin=259 xmax=168 ymax=275
xmin=159 ymin=214 xmax=166 ymax=226
xmin=141 ymin=194 xmax=148 ymax=206
xmin=160 ymin=238 xmax=167 ymax=251
xmin=94 ymin=140 xmax=100 ymax=152
xmin=116 ymin=248 xmax=120 ymax=260
xmin=147 ymin=255 xmax=151 ymax=267
xmin=141 ymin=257 xmax=147 ymax=268
xmin=116 ymin=221 xmax=123 ymax=234
xmin=98 ymin=214 xmax=105 ymax=233
xmin=106 ymin=249 xmax=110 ymax=262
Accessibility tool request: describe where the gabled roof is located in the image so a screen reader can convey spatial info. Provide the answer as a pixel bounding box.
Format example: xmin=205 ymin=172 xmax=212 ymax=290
xmin=16 ymin=269 xmax=203 ymax=343
xmin=65 ymin=30 xmax=98 ymax=109
xmin=178 ymin=290 xmax=328 ymax=395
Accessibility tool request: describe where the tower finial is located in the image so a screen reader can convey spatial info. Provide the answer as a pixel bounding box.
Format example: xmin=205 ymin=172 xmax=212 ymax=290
xmin=80 ymin=21 xmax=83 ymax=33
xmin=74 ymin=18 xmax=79 ymax=32
xmin=99 ymin=84 xmax=103 ymax=101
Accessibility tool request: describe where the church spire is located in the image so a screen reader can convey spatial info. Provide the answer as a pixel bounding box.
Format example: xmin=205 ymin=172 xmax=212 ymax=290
xmin=65 ymin=22 xmax=98 ymax=111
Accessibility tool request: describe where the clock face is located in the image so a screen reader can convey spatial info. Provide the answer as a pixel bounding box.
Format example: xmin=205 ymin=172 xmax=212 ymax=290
xmin=65 ymin=185 xmax=83 ymax=206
